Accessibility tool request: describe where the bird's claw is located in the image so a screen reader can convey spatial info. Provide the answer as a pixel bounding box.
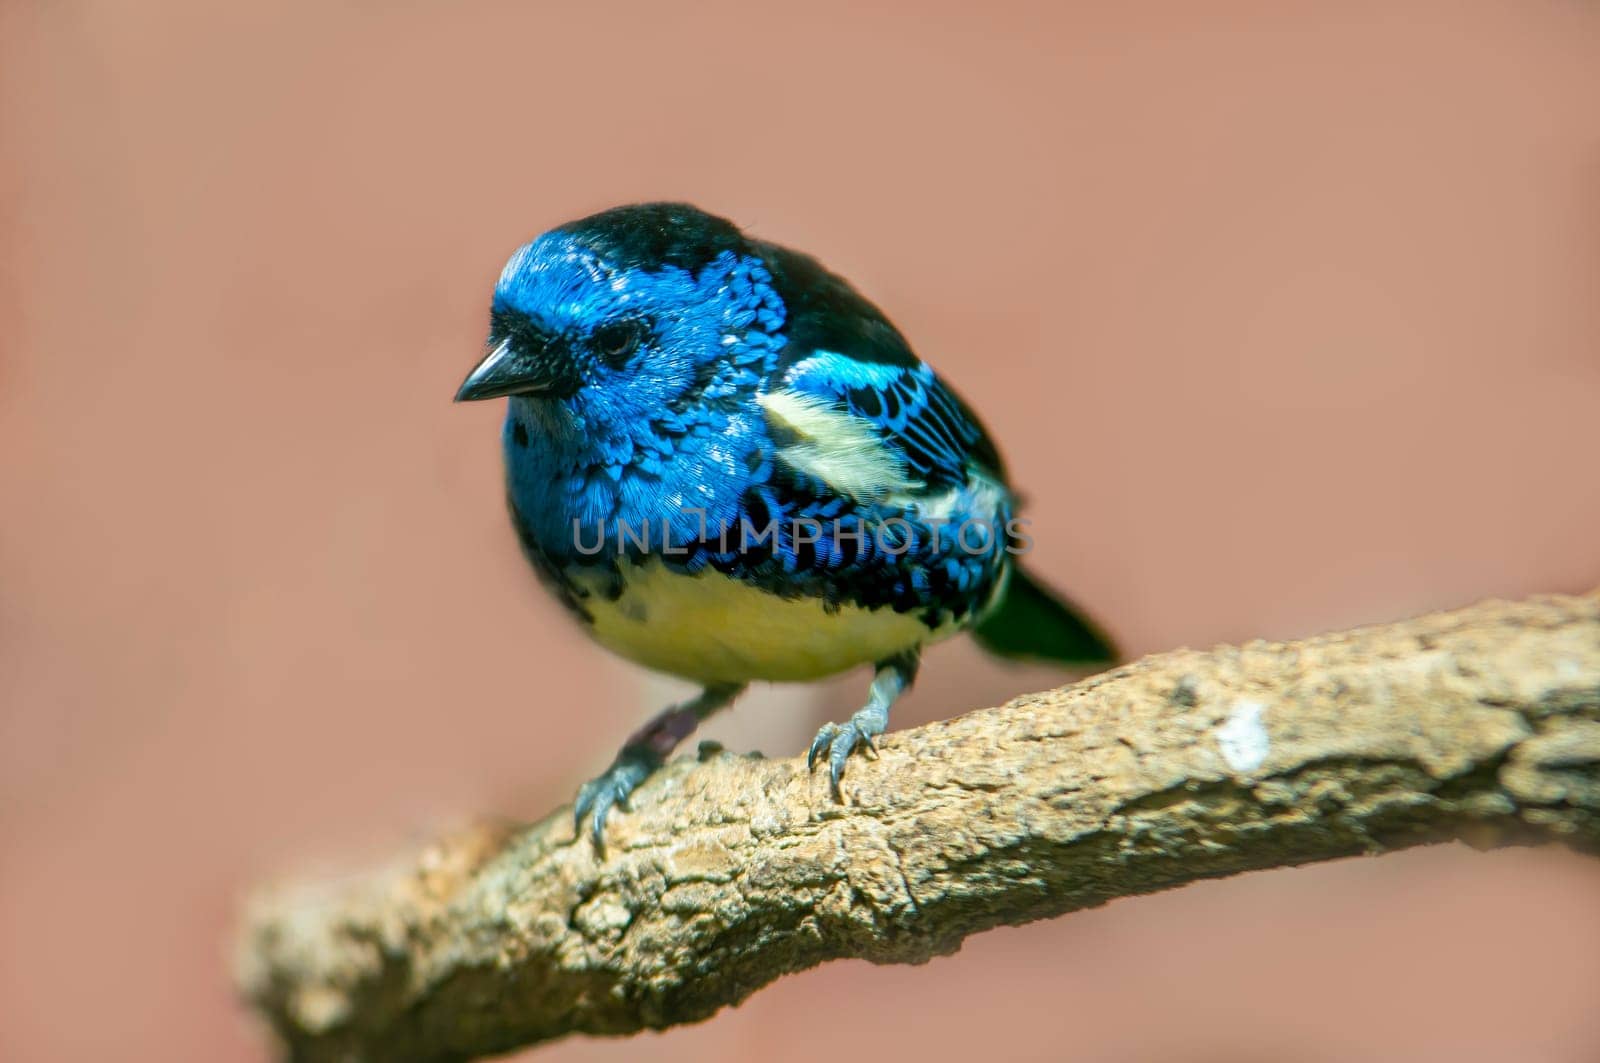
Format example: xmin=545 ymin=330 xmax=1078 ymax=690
xmin=806 ymin=708 xmax=887 ymax=800
xmin=806 ymin=723 xmax=838 ymax=773
xmin=573 ymin=747 xmax=661 ymax=850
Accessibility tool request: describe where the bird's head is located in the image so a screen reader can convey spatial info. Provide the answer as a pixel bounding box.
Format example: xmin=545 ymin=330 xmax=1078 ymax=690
xmin=456 ymin=203 xmax=782 ymax=432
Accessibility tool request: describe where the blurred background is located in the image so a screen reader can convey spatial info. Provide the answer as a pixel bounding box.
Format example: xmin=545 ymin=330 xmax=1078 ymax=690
xmin=4 ymin=2 xmax=1600 ymax=1060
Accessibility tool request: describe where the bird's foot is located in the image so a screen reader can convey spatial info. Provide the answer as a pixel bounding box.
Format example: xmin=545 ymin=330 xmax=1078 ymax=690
xmin=572 ymin=685 xmax=746 ymax=852
xmin=807 ymin=703 xmax=888 ymax=801
xmin=573 ymin=746 xmax=661 ymax=850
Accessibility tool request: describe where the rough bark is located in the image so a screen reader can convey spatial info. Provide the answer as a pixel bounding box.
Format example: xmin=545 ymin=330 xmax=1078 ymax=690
xmin=237 ymin=593 xmax=1600 ymax=1062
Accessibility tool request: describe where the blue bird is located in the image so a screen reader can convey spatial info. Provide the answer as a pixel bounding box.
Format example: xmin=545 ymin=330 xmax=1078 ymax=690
xmin=456 ymin=203 xmax=1115 ymax=846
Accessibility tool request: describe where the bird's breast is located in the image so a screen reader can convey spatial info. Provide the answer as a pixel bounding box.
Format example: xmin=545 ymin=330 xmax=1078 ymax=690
xmin=502 ymin=405 xmax=764 ymax=565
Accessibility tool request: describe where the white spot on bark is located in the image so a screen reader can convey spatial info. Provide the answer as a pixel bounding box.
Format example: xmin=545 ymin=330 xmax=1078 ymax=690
xmin=1216 ymin=699 xmax=1270 ymax=772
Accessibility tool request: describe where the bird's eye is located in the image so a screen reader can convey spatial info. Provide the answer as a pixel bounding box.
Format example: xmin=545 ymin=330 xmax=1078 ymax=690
xmin=593 ymin=319 xmax=646 ymax=367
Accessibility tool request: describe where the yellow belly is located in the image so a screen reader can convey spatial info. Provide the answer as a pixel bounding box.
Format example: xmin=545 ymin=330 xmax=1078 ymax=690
xmin=572 ymin=559 xmax=956 ymax=684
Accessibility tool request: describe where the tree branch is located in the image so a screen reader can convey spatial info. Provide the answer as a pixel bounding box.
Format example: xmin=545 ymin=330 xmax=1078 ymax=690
xmin=237 ymin=593 xmax=1600 ymax=1062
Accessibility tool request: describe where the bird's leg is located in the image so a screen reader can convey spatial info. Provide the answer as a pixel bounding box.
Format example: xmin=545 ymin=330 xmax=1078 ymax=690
xmin=575 ymin=682 xmax=744 ymax=848
xmin=808 ymin=650 xmax=920 ymax=800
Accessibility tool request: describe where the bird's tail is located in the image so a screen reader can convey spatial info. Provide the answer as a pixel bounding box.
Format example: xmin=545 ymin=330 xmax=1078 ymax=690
xmin=971 ymin=565 xmax=1118 ymax=667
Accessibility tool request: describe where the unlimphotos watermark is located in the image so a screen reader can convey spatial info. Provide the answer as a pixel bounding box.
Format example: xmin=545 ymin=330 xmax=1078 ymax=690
xmin=571 ymin=506 xmax=1033 ymax=557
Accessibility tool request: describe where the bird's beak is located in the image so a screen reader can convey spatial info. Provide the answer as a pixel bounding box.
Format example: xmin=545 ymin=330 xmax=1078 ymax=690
xmin=454 ymin=338 xmax=552 ymax=402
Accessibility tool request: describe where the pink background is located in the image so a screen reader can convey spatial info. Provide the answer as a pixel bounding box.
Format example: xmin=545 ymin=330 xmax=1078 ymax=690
xmin=4 ymin=2 xmax=1599 ymax=1060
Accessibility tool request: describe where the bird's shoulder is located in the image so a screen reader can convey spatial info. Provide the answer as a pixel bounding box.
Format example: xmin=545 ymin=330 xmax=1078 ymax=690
xmin=750 ymin=240 xmax=1007 ymax=498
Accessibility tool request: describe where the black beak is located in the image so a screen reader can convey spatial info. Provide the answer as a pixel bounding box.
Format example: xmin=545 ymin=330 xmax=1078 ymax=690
xmin=455 ymin=338 xmax=556 ymax=402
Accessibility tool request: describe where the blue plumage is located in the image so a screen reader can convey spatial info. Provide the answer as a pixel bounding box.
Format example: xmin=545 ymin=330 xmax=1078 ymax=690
xmin=457 ymin=203 xmax=1113 ymax=845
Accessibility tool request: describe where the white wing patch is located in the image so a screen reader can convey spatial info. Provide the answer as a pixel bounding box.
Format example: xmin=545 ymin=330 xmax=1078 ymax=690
xmin=911 ymin=465 xmax=1008 ymax=521
xmin=758 ymin=388 xmax=920 ymax=501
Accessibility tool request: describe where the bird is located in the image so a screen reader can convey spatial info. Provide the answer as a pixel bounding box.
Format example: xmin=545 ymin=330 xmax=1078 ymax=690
xmin=455 ymin=203 xmax=1115 ymax=847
